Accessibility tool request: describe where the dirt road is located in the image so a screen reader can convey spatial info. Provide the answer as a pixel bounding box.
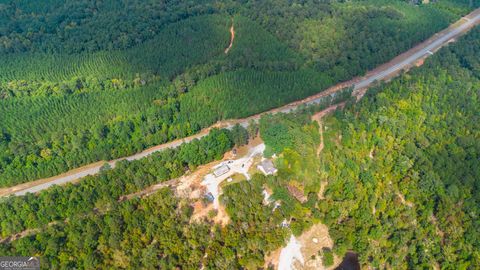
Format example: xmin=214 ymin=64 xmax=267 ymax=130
xmin=2 ymin=8 xmax=479 ymax=197
xmin=224 ymin=20 xmax=235 ymax=54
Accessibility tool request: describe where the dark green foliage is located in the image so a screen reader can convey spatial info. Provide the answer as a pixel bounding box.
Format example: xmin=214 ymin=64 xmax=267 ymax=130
xmin=0 ymin=15 xmax=230 ymax=82
xmin=0 ymin=83 xmax=177 ymax=186
xmin=318 ymin=27 xmax=480 ymax=268
xmin=0 ymin=68 xmax=335 ymax=187
xmin=0 ymin=0 xmax=220 ymax=54
xmin=259 ymin=113 xmax=322 ymax=194
xmin=0 ymin=1 xmax=478 ymax=269
xmin=0 ymin=0 xmax=472 ymax=186
xmin=225 ymin=15 xmax=303 ymax=70
xmin=238 ymin=0 xmax=471 ymax=81
xmin=178 ymin=69 xmax=332 ymax=126
xmin=230 ymin=124 xmax=249 ymax=147
xmin=260 ymin=113 xmax=311 ymax=154
xmin=0 ymin=176 xmax=289 ymax=269
xmin=0 ymin=112 xmax=326 ymax=269
xmin=0 ymin=128 xmax=233 ymax=237
xmin=1 ymin=189 xmax=213 ymax=269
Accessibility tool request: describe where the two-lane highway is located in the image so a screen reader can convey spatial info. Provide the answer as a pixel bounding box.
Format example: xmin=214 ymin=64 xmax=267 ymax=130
xmin=2 ymin=8 xmax=479 ymax=197
xmin=354 ymin=10 xmax=480 ymax=90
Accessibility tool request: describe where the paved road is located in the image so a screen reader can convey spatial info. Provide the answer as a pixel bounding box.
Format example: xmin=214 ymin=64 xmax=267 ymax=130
xmin=4 ymin=8 xmax=480 ymax=197
xmin=10 ymin=133 xmax=210 ymax=196
xmin=354 ymin=11 xmax=480 ymax=90
xmin=12 ymin=167 xmax=103 ymax=196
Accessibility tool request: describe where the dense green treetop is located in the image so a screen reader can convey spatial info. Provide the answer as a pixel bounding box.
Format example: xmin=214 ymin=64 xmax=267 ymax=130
xmin=317 ymin=26 xmax=480 ymax=268
xmin=0 ymin=0 xmax=476 ymax=188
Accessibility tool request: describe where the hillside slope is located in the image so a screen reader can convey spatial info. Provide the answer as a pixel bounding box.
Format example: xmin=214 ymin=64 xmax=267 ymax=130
xmin=318 ymin=26 xmax=480 ymax=268
xmin=0 ymin=0 xmax=475 ymax=187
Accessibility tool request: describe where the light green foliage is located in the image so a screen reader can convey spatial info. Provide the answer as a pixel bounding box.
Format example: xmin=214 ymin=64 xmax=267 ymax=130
xmin=239 ymin=0 xmax=470 ymax=81
xmin=0 ymin=109 xmax=329 ymax=269
xmin=0 ymin=1 xmax=478 ymax=269
xmin=179 ymin=69 xmax=332 ymax=127
xmin=0 ymin=0 xmax=220 ymax=54
xmin=318 ymin=27 xmax=480 ymax=268
xmin=322 ymin=248 xmax=334 ymax=267
xmin=0 ymin=175 xmax=289 ymax=269
xmin=0 ymin=0 xmax=472 ymax=186
xmin=0 ymin=128 xmax=233 ymax=237
xmin=259 ymin=113 xmax=321 ymax=192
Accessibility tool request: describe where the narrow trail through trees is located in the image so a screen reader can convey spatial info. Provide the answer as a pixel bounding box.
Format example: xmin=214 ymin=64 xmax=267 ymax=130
xmin=311 ymin=102 xmax=346 ymax=157
xmin=224 ymin=19 xmax=235 ymax=54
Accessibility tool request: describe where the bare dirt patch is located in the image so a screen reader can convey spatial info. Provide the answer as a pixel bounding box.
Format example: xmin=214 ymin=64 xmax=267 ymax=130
xmin=317 ymin=181 xmax=328 ymax=200
xmin=213 ymin=204 xmax=230 ymax=226
xmin=0 ymin=227 xmax=41 ymax=244
xmin=190 ymin=201 xmax=212 ymax=223
xmin=3 ymin=138 xmax=268 ymax=242
xmin=396 ymin=192 xmax=414 ymax=208
xmin=287 ymin=182 xmax=307 ymax=203
xmin=188 ymin=137 xmax=265 ymax=226
xmin=264 ymin=247 xmax=282 ymax=269
xmin=265 ymin=223 xmax=341 ymax=270
xmin=311 ymin=102 xmax=346 ymax=155
xmin=189 ymin=197 xmax=230 ymax=226
xmin=311 ymin=103 xmax=346 ymax=122
xmin=294 ymin=223 xmax=341 ymax=270
xmin=224 ymin=19 xmax=235 ymax=54
xmin=315 ymin=120 xmax=324 ymax=157
xmin=430 ymin=214 xmax=445 ymax=241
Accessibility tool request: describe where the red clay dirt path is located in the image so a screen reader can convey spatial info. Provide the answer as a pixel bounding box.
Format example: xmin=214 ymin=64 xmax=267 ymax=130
xmin=224 ymin=19 xmax=235 ymax=54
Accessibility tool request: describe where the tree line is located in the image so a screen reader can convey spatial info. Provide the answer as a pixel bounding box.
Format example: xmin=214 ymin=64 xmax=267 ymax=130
xmin=0 ymin=108 xmax=329 ymax=269
xmin=0 ymin=0 xmax=474 ymax=188
xmin=316 ymin=26 xmax=480 ymax=268
xmin=0 ymin=128 xmax=237 ymax=238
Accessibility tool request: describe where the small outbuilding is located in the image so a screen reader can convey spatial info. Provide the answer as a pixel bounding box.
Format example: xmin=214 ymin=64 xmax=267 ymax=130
xmin=204 ymin=192 xmax=215 ymax=202
xmin=213 ymin=164 xmax=230 ymax=177
xmin=257 ymin=159 xmax=277 ymax=176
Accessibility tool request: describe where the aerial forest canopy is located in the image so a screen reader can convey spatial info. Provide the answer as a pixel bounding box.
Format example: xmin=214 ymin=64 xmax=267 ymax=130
xmin=0 ymin=0 xmax=476 ymax=188
xmin=317 ymin=26 xmax=480 ymax=268
xmin=0 ymin=108 xmax=323 ymax=269
xmin=0 ymin=0 xmax=479 ymax=268
xmin=0 ymin=21 xmax=479 ymax=268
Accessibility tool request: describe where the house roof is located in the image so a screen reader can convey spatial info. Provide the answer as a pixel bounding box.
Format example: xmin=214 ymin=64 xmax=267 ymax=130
xmin=258 ymin=159 xmax=277 ymax=173
xmin=213 ymin=164 xmax=230 ymax=177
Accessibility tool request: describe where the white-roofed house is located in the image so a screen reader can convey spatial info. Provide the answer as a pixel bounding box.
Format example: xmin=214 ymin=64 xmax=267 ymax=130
xmin=257 ymin=159 xmax=277 ymax=176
